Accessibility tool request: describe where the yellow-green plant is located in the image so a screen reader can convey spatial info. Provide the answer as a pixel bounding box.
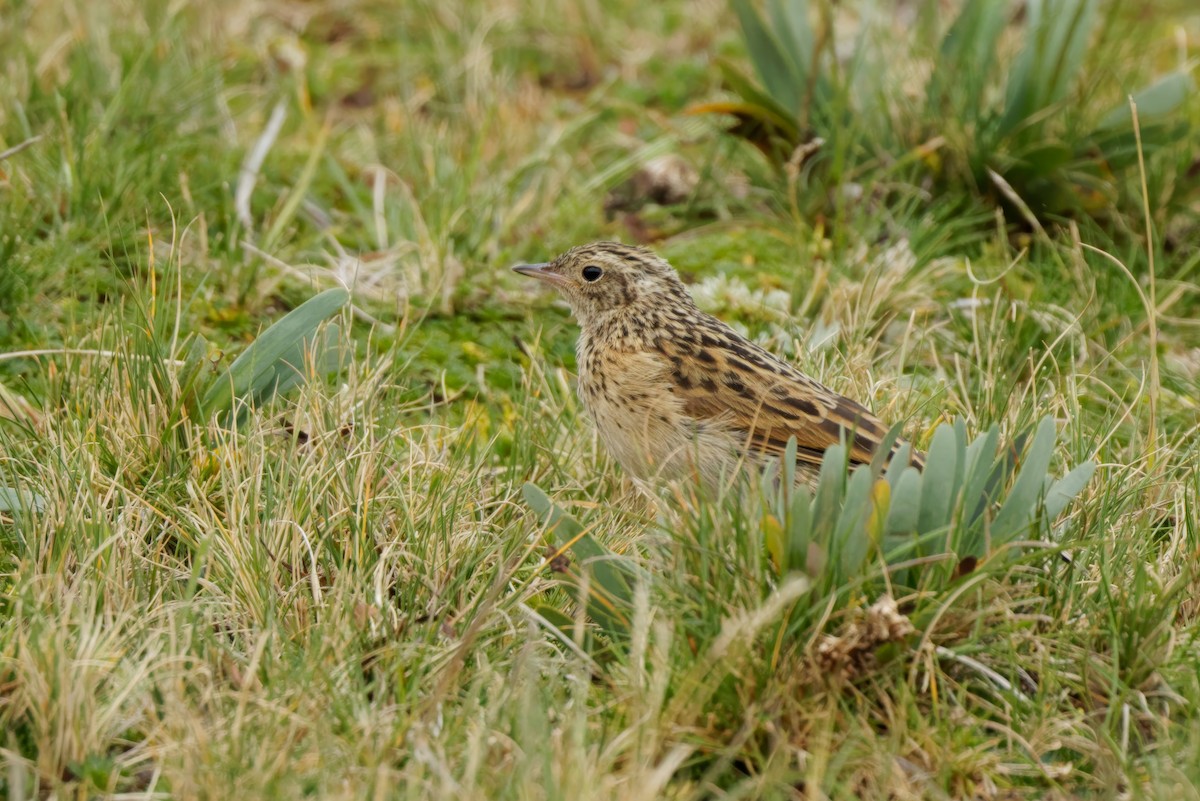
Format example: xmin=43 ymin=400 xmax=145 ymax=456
xmin=763 ymin=417 xmax=1095 ymax=596
xmin=522 ymin=417 xmax=1095 ymax=653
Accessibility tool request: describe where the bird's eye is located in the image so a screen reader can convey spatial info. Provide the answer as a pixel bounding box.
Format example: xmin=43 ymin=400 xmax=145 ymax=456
xmin=582 ymin=265 xmax=603 ymax=282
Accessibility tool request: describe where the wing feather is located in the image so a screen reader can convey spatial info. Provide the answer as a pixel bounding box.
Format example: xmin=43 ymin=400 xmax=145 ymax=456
xmin=659 ymin=316 xmax=922 ymax=470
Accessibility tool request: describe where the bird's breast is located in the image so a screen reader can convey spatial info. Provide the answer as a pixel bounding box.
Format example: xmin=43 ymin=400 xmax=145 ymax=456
xmin=576 ymin=337 xmax=742 ymax=486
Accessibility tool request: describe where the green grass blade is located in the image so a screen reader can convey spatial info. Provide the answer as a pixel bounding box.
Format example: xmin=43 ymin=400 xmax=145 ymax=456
xmin=261 ymin=120 xmax=332 ymax=254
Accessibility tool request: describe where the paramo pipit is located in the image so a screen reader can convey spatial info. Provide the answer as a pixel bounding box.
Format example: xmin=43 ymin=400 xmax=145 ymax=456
xmin=516 ymin=242 xmax=922 ymax=489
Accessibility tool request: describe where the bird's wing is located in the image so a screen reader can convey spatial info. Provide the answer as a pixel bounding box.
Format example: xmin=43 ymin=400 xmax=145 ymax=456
xmin=658 ymin=317 xmax=917 ymax=469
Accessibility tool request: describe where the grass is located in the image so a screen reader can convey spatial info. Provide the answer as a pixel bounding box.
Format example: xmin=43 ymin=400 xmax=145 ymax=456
xmin=1 ymin=0 xmax=1199 ymax=798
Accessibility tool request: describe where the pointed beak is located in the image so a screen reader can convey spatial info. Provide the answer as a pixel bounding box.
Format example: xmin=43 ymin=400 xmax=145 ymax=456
xmin=513 ymin=262 xmax=572 ymax=290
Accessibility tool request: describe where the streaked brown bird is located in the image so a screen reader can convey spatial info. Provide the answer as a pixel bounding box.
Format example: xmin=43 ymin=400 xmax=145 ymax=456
xmin=515 ymin=242 xmax=923 ymax=490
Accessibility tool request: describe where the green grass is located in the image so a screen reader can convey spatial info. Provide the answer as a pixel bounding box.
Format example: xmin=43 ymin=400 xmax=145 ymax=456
xmin=2 ymin=0 xmax=1200 ymax=798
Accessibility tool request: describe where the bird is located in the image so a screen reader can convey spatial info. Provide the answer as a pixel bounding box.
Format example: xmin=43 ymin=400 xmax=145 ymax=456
xmin=514 ymin=241 xmax=923 ymax=491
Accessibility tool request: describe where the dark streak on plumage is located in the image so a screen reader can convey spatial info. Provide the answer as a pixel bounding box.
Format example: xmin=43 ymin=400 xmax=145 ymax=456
xmin=781 ymin=394 xmax=820 ymax=416
xmin=727 ymin=357 xmax=755 ymax=374
xmin=764 ymin=403 xmax=801 ymax=421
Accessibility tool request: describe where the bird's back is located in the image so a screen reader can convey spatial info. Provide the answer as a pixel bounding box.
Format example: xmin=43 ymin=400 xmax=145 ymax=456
xmin=576 ymin=302 xmax=922 ymax=488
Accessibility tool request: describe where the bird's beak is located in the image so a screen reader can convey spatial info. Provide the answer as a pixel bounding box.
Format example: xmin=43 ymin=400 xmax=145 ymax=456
xmin=513 ymin=262 xmax=572 ymax=290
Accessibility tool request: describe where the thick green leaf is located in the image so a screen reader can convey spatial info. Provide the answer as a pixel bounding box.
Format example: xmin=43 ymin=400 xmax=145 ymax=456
xmin=1013 ymin=141 xmax=1074 ymax=175
xmin=869 ymin=421 xmax=905 ymax=478
xmin=531 ymin=604 xmax=578 ymax=637
xmin=960 ymin=425 xmax=1000 ymax=527
xmin=528 ymin=604 xmax=614 ymax=662
xmin=1097 ymin=71 xmax=1197 ymax=130
xmin=783 ymin=434 xmax=799 ymax=493
xmin=991 ymin=416 xmax=1058 ymax=542
xmin=999 ymin=0 xmax=1098 ymax=141
xmin=917 ymin=423 xmax=959 ymax=533
xmin=764 ymin=412 xmax=1092 ymax=595
xmin=523 ymin=483 xmax=605 ymax=565
xmin=175 ymin=334 xmax=211 ymax=424
xmin=837 ymin=465 xmax=875 ymax=576
xmin=1037 ymin=0 xmax=1097 ymax=106
xmin=769 ymin=0 xmax=832 ymax=110
xmin=930 ymin=0 xmax=1009 ymax=124
xmin=1044 ymin=460 xmax=1096 ymax=520
xmin=957 ymin=427 xmax=1004 ymax=556
xmin=769 ymin=0 xmax=815 ymax=82
xmin=522 ymin=482 xmax=638 ymax=638
xmin=1091 ymin=118 xmax=1189 ymax=170
xmin=886 ymin=467 xmax=922 ymax=534
xmin=0 ymin=487 xmax=45 ymax=514
xmin=812 ymin=442 xmax=847 ymax=541
xmin=952 ymin=418 xmax=969 ymax=500
xmin=886 ymin=442 xmax=913 ymax=490
xmin=787 ymin=487 xmax=813 ymax=572
xmin=732 ymin=0 xmax=803 ymax=116
xmin=264 ymin=324 xmax=343 ymax=401
xmin=201 ymin=288 xmax=349 ymax=424
xmin=771 ymin=412 xmax=1092 ymax=592
xmin=711 ymin=60 xmax=802 ymax=140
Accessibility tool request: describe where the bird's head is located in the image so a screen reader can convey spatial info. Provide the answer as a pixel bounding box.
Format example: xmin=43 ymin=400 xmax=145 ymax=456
xmin=513 ymin=241 xmax=690 ymax=327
